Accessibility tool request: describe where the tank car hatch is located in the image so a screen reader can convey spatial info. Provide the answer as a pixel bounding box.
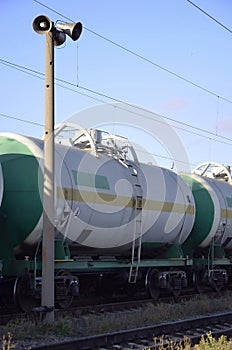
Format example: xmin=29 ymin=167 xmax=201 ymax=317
xmin=54 ymin=122 xmax=139 ymax=164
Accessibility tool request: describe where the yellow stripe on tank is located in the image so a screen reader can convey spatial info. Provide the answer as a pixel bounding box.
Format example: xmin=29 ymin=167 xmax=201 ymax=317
xmin=221 ymin=209 xmax=232 ymax=219
xmin=57 ymin=187 xmax=195 ymax=215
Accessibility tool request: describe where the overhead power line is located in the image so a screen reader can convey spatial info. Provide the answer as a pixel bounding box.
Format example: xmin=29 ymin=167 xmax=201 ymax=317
xmin=0 ymin=113 xmax=44 ymax=127
xmin=186 ymin=0 xmax=232 ymax=35
xmin=33 ymin=0 xmax=231 ymax=104
xmin=1 ymin=58 xmax=232 ymax=149
xmin=0 ymin=111 xmax=196 ymax=167
xmin=56 ymin=81 xmax=232 ymax=148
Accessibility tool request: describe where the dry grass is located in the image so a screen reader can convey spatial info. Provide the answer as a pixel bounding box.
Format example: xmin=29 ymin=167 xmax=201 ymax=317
xmin=1 ymin=333 xmax=15 ymax=350
xmin=71 ymin=292 xmax=232 ymax=336
xmin=153 ymin=333 xmax=232 ymax=350
xmin=2 ymin=292 xmax=232 ymax=348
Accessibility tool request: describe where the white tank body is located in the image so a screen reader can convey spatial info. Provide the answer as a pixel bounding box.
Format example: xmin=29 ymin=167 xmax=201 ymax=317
xmin=54 ymin=146 xmax=195 ymax=254
xmin=207 ymin=178 xmax=232 ymax=249
xmin=0 ymin=126 xmax=195 ymax=256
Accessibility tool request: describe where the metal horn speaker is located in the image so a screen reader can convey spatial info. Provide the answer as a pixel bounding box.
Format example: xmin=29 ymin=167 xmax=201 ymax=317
xmin=33 ymin=15 xmax=53 ymax=34
xmin=56 ymin=22 xmax=83 ymax=41
xmin=53 ymin=29 xmax=66 ymax=46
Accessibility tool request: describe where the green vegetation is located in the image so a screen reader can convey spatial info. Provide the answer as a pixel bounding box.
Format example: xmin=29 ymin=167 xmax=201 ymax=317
xmin=0 ymin=316 xmax=74 ymax=339
xmin=155 ymin=333 xmax=232 ymax=349
xmin=195 ymin=333 xmax=232 ymax=350
xmin=1 ymin=293 xmax=232 ymax=348
xmin=2 ymin=332 xmax=232 ymax=350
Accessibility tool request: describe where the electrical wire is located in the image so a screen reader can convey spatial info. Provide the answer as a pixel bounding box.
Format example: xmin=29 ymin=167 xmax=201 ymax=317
xmin=55 ymin=80 xmax=232 ymax=147
xmin=0 ymin=57 xmax=231 ymax=144
xmin=186 ymin=0 xmax=232 ymax=35
xmin=0 ymin=65 xmax=229 ymax=167
xmin=0 ymin=111 xmax=195 ymax=167
xmin=0 ymin=59 xmax=44 ymax=79
xmin=1 ymin=58 xmax=232 ymax=150
xmin=134 ymin=148 xmax=198 ymax=167
xmin=77 ymin=85 xmax=231 ymax=142
xmin=33 ymin=0 xmax=232 ymax=104
xmin=3 ymin=0 xmax=230 ymax=167
xmin=0 ymin=113 xmax=44 ymax=127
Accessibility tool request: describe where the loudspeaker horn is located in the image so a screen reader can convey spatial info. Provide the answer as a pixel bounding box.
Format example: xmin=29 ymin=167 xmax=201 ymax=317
xmin=33 ymin=15 xmax=53 ymax=34
xmin=53 ymin=30 xmax=66 ymax=46
xmin=56 ymin=22 xmax=83 ymax=41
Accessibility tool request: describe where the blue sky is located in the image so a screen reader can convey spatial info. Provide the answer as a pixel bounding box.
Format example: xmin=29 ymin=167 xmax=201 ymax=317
xmin=1 ymin=0 xmax=232 ymax=171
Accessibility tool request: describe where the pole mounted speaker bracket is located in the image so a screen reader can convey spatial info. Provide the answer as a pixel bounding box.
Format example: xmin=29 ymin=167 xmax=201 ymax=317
xmin=33 ymin=15 xmax=83 ymax=46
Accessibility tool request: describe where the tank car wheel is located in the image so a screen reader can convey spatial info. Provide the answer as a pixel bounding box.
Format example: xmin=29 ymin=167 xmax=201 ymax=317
xmin=145 ymin=268 xmax=160 ymax=299
xmin=55 ymin=271 xmax=74 ymax=309
xmin=14 ymin=275 xmax=39 ymax=312
xmin=194 ymin=269 xmax=207 ymax=294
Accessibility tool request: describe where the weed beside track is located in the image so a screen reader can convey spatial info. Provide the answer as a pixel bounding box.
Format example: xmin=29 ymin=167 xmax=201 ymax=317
xmin=2 ymin=292 xmax=232 ymax=349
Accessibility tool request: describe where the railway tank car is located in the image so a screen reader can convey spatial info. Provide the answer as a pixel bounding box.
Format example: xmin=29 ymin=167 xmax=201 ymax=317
xmin=0 ymin=123 xmax=231 ymax=311
xmin=183 ymin=163 xmax=232 ymax=251
xmin=0 ymin=123 xmax=195 ymax=254
xmin=181 ymin=163 xmax=232 ymax=292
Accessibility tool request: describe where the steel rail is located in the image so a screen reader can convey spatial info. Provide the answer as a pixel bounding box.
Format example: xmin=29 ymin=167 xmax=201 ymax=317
xmin=12 ymin=311 xmax=232 ymax=350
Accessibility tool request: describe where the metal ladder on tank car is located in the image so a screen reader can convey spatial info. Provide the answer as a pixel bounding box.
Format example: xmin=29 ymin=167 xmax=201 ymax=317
xmin=126 ymin=162 xmax=143 ymax=284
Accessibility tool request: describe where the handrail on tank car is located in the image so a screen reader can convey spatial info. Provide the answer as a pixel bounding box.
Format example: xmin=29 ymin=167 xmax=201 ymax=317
xmin=193 ymin=162 xmax=232 ymax=183
xmin=54 ymin=122 xmax=139 ymax=165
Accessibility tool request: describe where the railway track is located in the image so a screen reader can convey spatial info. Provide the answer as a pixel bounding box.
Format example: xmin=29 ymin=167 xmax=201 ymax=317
xmin=2 ymin=292 xmax=232 ymax=349
xmin=0 ymin=292 xmax=210 ymax=325
xmin=12 ymin=311 xmax=232 ymax=350
xmin=4 ymin=310 xmax=232 ymax=350
xmin=1 ymin=291 xmax=230 ymax=328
